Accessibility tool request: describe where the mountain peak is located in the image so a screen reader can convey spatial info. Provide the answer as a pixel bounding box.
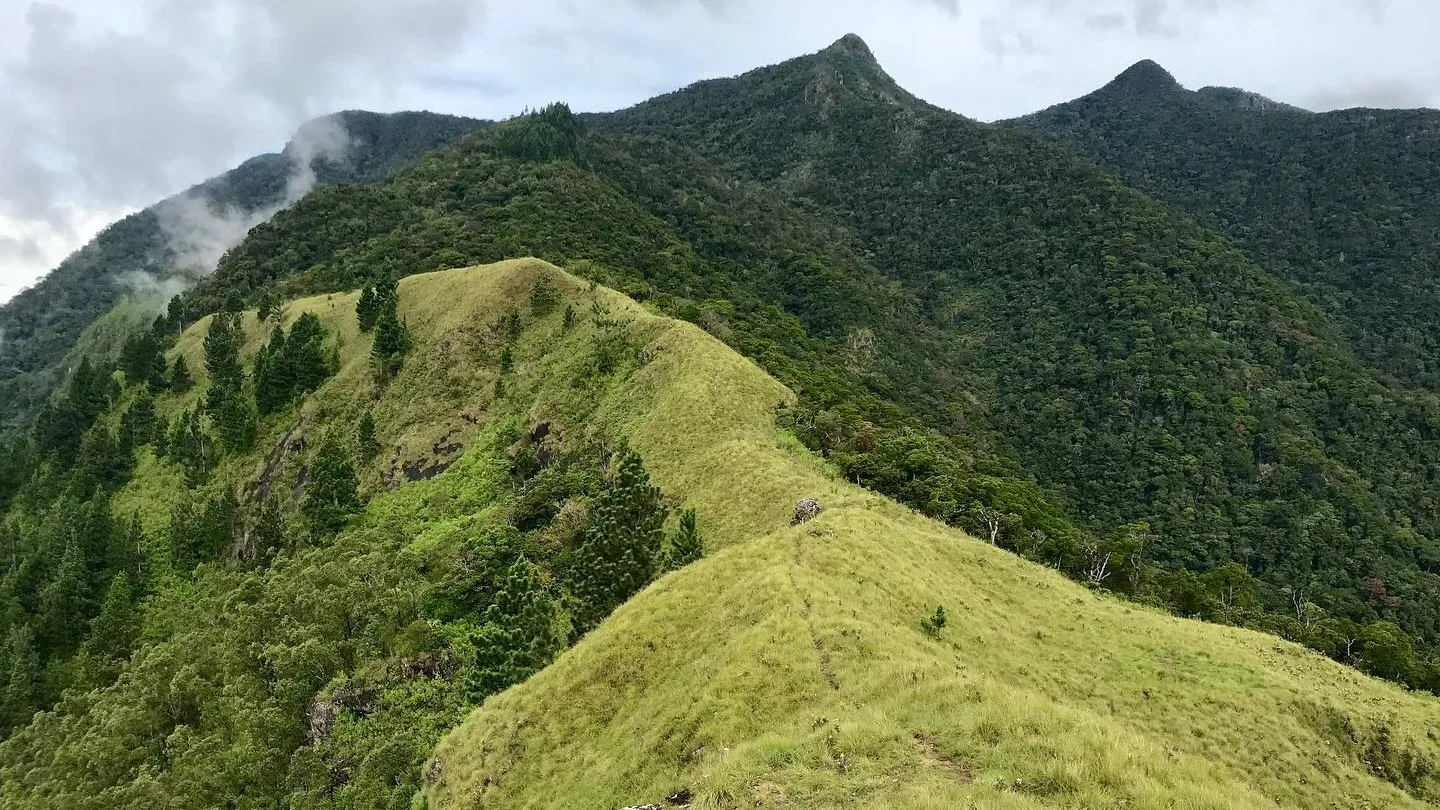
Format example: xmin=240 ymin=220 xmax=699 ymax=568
xmin=824 ymin=33 xmax=876 ymax=61
xmin=1105 ymin=59 xmax=1182 ymax=95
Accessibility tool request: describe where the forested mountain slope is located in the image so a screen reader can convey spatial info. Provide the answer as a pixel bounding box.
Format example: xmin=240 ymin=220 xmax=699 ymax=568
xmin=0 ymin=110 xmax=488 ymax=439
xmin=95 ymin=40 xmax=1440 ymax=687
xmin=1003 ymin=59 xmax=1440 ymax=388
xmin=592 ymin=36 xmax=1440 ymax=676
xmin=3 ymin=261 xmax=1440 ymax=810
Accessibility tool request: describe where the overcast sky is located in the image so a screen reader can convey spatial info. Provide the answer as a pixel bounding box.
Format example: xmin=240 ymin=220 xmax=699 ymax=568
xmin=1 ymin=0 xmax=1437 ymax=305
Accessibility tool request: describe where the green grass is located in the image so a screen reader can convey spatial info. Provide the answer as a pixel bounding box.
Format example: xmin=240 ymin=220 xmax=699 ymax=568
xmin=404 ymin=264 xmax=1440 ymax=809
xmin=92 ymin=259 xmax=1440 ymax=809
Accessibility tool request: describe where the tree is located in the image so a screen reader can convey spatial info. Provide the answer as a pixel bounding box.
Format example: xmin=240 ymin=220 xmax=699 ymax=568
xmin=529 ymin=275 xmax=559 ymax=315
xmin=920 ymin=605 xmax=948 ymax=637
xmin=568 ymin=445 xmax=667 ymax=634
xmin=169 ymin=355 xmax=193 ymax=392
xmin=469 ymin=557 xmax=561 ymax=698
xmin=38 ymin=542 xmax=91 ymax=653
xmin=1 ymin=624 xmax=40 ymax=731
xmin=119 ymin=388 xmax=161 ymax=454
xmin=664 ymin=508 xmax=703 ymax=569
xmin=370 ymin=292 xmax=410 ymax=379
xmin=79 ymin=574 xmax=139 ymax=683
xmin=356 ymin=411 xmax=379 ymax=461
xmin=356 ymin=286 xmax=380 ymax=332
xmin=167 ymin=406 xmax=216 ymax=487
xmin=302 ymin=436 xmax=361 ymax=535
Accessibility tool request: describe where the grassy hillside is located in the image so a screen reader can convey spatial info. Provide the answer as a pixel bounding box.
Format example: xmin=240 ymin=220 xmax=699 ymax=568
xmin=405 ymin=263 xmax=1440 ymax=810
xmin=5 ymin=260 xmax=1440 ymax=810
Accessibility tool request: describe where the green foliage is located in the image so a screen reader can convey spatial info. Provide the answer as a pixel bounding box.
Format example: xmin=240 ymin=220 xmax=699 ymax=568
xmin=466 ymin=557 xmax=562 ymax=698
xmin=301 ymin=435 xmax=361 ymax=535
xmin=568 ymin=445 xmax=668 ymax=635
xmin=169 ymin=354 xmax=193 ymax=391
xmin=494 ymin=103 xmax=586 ymax=164
xmin=370 ymin=290 xmax=410 ymax=379
xmin=920 ymin=605 xmax=947 ymax=637
xmin=356 ymin=410 xmax=379 ymax=461
xmin=356 ymin=284 xmax=381 ymax=331
xmin=254 ymin=312 xmax=334 ymax=414
xmin=166 ymin=405 xmax=217 ymax=487
xmin=664 ymin=507 xmax=703 ymax=570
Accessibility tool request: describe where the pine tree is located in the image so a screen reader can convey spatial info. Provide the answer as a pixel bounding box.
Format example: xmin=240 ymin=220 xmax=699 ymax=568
xmin=119 ymin=388 xmax=160 ymax=454
xmin=203 ymin=313 xmax=244 ymax=402
xmin=569 ymin=445 xmax=667 ymax=634
xmin=665 ymin=508 xmax=704 ymax=570
xmin=356 ymin=411 xmax=379 ymax=461
xmin=39 ymin=541 xmax=90 ymax=652
xmin=1 ymin=624 xmax=40 ymax=731
xmin=167 ymin=406 xmax=216 ymax=487
xmin=80 ymin=574 xmax=138 ymax=683
xmin=286 ymin=312 xmax=330 ymax=395
xmin=169 ymin=355 xmax=193 ymax=392
xmin=469 ymin=557 xmax=561 ymax=698
xmin=356 ymin=286 xmax=380 ymax=332
xmin=529 ymin=275 xmax=559 ymax=315
xmin=370 ymin=293 xmax=410 ymax=379
xmin=302 ymin=435 xmax=361 ymax=535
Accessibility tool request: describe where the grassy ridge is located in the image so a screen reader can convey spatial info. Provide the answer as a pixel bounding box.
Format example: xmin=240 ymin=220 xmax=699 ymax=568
xmin=422 ymin=271 xmax=1440 ymax=809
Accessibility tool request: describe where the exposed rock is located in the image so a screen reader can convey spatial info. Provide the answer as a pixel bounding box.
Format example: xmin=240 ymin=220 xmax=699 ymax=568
xmin=423 ymin=756 xmax=443 ymax=785
xmin=305 ymin=698 xmax=336 ymax=744
xmin=793 ymin=498 xmax=822 ymax=524
xmin=666 ymin=788 xmax=693 ymax=805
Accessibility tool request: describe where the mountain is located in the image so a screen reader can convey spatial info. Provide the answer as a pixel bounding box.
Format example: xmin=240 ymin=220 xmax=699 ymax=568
xmin=5 ymin=35 xmax=1440 ymax=809
xmin=0 ymin=110 xmax=490 ymax=439
xmin=69 ymin=39 xmax=1440 ymax=682
xmin=3 ymin=260 xmax=1439 ymax=809
xmin=1003 ymin=60 xmax=1440 ymax=388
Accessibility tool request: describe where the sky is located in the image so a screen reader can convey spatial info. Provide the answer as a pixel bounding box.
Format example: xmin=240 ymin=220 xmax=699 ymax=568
xmin=1 ymin=0 xmax=1437 ymax=305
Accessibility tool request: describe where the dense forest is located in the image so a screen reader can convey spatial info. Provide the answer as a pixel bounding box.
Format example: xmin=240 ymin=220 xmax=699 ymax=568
xmin=1004 ymin=59 xmax=1440 ymax=389
xmin=0 ymin=110 xmax=489 ymax=440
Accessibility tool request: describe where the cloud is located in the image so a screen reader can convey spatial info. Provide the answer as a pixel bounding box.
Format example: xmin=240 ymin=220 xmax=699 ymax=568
xmin=0 ymin=0 xmax=480 ymax=300
xmin=153 ymin=114 xmax=353 ymax=280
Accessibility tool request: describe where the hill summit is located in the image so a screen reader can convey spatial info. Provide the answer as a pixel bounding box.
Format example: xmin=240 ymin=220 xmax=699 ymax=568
xmin=1102 ymin=58 xmax=1183 ymax=95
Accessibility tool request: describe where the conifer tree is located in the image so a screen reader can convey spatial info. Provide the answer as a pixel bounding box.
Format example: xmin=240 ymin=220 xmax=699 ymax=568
xmin=38 ymin=542 xmax=90 ymax=653
xmin=302 ymin=435 xmax=361 ymax=535
xmin=167 ymin=406 xmax=215 ymax=487
xmin=568 ymin=445 xmax=667 ymax=634
xmin=169 ymin=355 xmax=193 ymax=392
xmin=1 ymin=624 xmax=40 ymax=731
xmin=356 ymin=286 xmax=380 ymax=332
xmin=119 ymin=388 xmax=160 ymax=454
xmin=287 ymin=312 xmax=330 ymax=395
xmin=469 ymin=557 xmax=561 ymax=698
xmin=665 ymin=508 xmax=704 ymax=570
xmin=79 ymin=574 xmax=138 ymax=683
xmin=370 ymin=293 xmax=410 ymax=379
xmin=356 ymin=411 xmax=379 ymax=461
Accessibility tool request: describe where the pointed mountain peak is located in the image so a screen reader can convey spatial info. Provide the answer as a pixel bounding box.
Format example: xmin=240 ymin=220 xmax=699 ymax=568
xmin=1105 ymin=59 xmax=1182 ymax=95
xmin=824 ymin=33 xmax=877 ymax=61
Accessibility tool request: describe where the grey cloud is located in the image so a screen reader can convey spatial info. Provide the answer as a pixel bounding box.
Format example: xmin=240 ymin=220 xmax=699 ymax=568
xmin=1 ymin=0 xmax=480 ymax=292
xmin=156 ymin=114 xmax=353 ymax=279
xmin=1086 ymin=13 xmax=1128 ymax=30
xmin=1303 ymin=77 xmax=1438 ymax=111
